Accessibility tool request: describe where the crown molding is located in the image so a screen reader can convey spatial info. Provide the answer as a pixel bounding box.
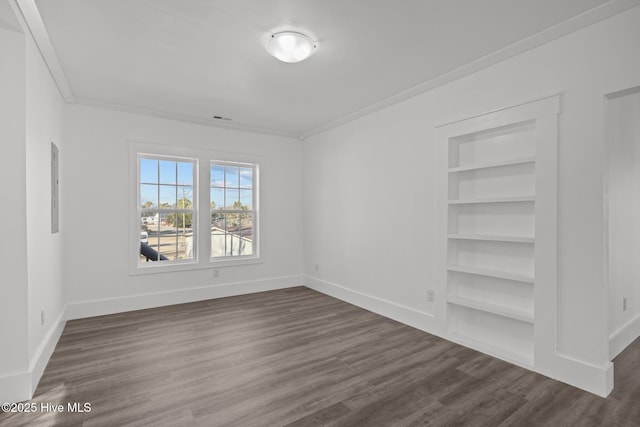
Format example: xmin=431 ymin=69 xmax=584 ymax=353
xmin=73 ymin=96 xmax=300 ymax=139
xmin=300 ymin=0 xmax=640 ymax=139
xmin=13 ymin=0 xmax=74 ymax=101
xmin=13 ymin=0 xmax=640 ymax=140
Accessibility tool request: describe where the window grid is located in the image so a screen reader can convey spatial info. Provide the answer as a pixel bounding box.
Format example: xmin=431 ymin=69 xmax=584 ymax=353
xmin=139 ymin=155 xmax=196 ymax=264
xmin=210 ymin=161 xmax=256 ymax=258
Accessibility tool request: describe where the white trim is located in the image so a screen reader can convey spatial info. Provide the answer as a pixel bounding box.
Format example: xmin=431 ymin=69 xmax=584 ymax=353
xmin=129 ymin=142 xmax=263 ymax=275
xmin=555 ymin=354 xmax=614 ymax=397
xmin=304 ymin=275 xmax=614 ymax=397
xmin=0 ymin=307 xmax=66 ymax=403
xmin=0 ymin=371 xmax=31 ymax=403
xmin=303 ymin=275 xmax=437 ymax=336
xmin=301 ymin=0 xmax=640 ymax=138
xmin=75 ymin=96 xmax=299 ymax=139
xmin=610 ymin=312 xmax=640 ymax=359
xmin=29 ymin=307 xmax=66 ymax=394
xmin=13 ymin=0 xmax=74 ymax=101
xmin=14 ymin=0 xmax=640 ymax=138
xmin=65 ymin=275 xmax=301 ymax=320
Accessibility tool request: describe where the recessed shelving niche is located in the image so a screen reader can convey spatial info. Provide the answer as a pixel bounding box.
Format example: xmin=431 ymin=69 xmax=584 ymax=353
xmin=436 ymin=97 xmax=559 ymax=375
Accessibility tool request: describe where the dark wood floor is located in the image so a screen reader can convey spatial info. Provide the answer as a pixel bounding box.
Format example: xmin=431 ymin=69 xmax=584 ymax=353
xmin=1 ymin=287 xmax=639 ymax=426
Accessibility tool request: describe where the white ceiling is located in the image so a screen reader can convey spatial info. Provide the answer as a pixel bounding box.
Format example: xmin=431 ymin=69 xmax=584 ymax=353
xmin=19 ymin=0 xmax=635 ymax=138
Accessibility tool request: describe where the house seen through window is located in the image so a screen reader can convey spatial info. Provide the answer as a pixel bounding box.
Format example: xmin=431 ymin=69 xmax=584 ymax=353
xmin=210 ymin=161 xmax=257 ymax=258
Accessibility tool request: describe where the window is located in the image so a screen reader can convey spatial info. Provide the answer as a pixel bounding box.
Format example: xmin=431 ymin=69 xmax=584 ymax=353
xmin=210 ymin=161 xmax=257 ymax=259
xmin=138 ymin=155 xmax=196 ymax=265
xmin=131 ymin=143 xmax=260 ymax=273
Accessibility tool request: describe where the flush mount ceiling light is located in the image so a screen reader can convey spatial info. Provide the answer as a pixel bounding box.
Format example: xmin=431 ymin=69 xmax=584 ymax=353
xmin=266 ymin=31 xmax=317 ymax=63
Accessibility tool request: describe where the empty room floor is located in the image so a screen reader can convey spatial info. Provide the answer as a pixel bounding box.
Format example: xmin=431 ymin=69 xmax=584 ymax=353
xmin=1 ymin=287 xmax=639 ymax=426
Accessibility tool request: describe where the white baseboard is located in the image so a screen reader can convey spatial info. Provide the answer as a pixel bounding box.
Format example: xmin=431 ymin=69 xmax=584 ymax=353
xmin=29 ymin=307 xmax=66 ymax=393
xmin=65 ymin=275 xmax=302 ymax=320
xmin=0 ymin=371 xmax=31 ymax=403
xmin=303 ymin=274 xmax=437 ymax=334
xmin=304 ymin=274 xmax=615 ymax=398
xmin=0 ymin=307 xmax=67 ymax=403
xmin=610 ymin=312 xmax=640 ymax=359
xmin=555 ymin=354 xmax=613 ymax=397
xmin=2 ymin=275 xmax=300 ymax=402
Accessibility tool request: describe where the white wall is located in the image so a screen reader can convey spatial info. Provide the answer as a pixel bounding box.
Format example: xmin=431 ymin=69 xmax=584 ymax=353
xmin=62 ymin=105 xmax=303 ymax=316
xmin=607 ymin=89 xmax=640 ymax=357
xmin=0 ymin=4 xmax=66 ymax=402
xmin=303 ymin=6 xmax=640 ymax=395
xmin=25 ymin=28 xmax=66 ymax=381
xmin=0 ymin=25 xmax=30 ymax=401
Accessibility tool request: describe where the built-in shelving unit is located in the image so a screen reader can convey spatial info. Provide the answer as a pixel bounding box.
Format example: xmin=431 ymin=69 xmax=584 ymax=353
xmin=447 ymin=265 xmax=534 ymax=283
xmin=435 ymin=97 xmax=559 ymax=375
xmin=447 ymin=156 xmax=536 ymax=173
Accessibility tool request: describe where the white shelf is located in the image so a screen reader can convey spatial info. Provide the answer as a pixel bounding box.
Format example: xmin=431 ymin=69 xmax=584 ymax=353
xmin=448 ymin=196 xmax=535 ymax=205
xmin=448 ymin=234 xmax=534 ymax=243
xmin=449 ymin=156 xmax=536 ymax=173
xmin=448 ymin=332 xmax=534 ymax=368
xmin=447 ymin=265 xmax=534 ymax=283
xmin=447 ymin=296 xmax=534 ymax=323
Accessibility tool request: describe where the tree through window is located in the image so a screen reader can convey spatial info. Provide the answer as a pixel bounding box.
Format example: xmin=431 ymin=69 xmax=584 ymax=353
xmin=210 ymin=161 xmax=257 ymax=258
xmin=138 ymin=155 xmax=196 ymax=263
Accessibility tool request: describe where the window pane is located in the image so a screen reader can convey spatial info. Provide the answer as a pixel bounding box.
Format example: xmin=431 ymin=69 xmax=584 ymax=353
xmin=184 ymin=227 xmax=195 ymax=259
xmin=159 ymin=185 xmax=177 ymax=207
xmin=238 ymin=213 xmax=253 ymax=256
xmin=239 ymin=189 xmax=253 ymax=209
xmin=211 ymin=188 xmax=224 ymax=210
xmin=140 ymin=158 xmax=158 ymax=184
xmin=226 ymin=188 xmax=240 ymax=208
xmin=211 ymin=213 xmax=226 ymax=257
xmin=159 ymin=160 xmax=177 ymax=184
xmin=225 ymin=166 xmax=239 ymax=187
xmin=160 ymin=225 xmax=179 ymax=260
xmin=140 ymin=222 xmax=162 ymax=262
xmin=137 ymin=155 xmax=197 ymax=267
xmin=177 ymin=162 xmax=193 ymax=186
xmin=225 ymin=232 xmax=237 ymax=256
xmin=211 ymin=165 xmax=225 ymax=187
xmin=140 ymin=184 xmax=158 ymax=208
xmin=177 ymin=186 xmax=193 ymax=208
xmin=239 ymin=167 xmax=253 ymax=189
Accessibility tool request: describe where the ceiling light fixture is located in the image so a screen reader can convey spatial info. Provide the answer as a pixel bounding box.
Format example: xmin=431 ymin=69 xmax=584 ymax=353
xmin=266 ymin=31 xmax=317 ymax=63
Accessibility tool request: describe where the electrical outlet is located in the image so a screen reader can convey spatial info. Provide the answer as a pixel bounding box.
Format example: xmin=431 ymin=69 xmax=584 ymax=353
xmin=314 ymin=263 xmax=319 ymax=272
xmin=427 ymin=290 xmax=435 ymax=303
xmin=623 ymin=297 xmax=628 ymax=311
xmin=41 ymin=309 xmax=45 ymax=326
xmin=213 ymin=268 xmax=220 ymax=278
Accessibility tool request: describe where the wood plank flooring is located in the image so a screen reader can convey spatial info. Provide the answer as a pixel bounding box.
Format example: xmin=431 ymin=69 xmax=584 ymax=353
xmin=1 ymin=287 xmax=639 ymax=426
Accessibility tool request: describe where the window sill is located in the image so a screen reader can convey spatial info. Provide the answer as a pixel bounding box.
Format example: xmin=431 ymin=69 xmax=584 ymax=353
xmin=130 ymin=257 xmax=263 ymax=276
xmin=210 ymin=256 xmax=262 ymax=268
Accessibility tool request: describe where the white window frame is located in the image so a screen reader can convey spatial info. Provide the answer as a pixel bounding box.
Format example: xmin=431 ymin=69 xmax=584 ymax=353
xmin=129 ymin=142 xmax=261 ymax=275
xmin=137 ymin=153 xmax=198 ymax=267
xmin=210 ymin=160 xmax=259 ymax=262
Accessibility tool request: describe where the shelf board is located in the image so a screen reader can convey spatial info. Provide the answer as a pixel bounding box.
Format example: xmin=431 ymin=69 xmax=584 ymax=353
xmin=447 ymin=332 xmax=534 ymax=368
xmin=449 ymin=156 xmax=536 ymax=173
xmin=448 ymin=196 xmax=535 ymax=205
xmin=447 ymin=296 xmax=534 ymax=323
xmin=447 ymin=265 xmax=534 ymax=283
xmin=448 ymin=234 xmax=534 ymax=243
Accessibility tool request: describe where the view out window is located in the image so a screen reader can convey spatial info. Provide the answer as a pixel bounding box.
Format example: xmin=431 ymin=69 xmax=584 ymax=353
xmin=210 ymin=161 xmax=257 ymax=259
xmin=138 ymin=155 xmax=196 ymax=264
